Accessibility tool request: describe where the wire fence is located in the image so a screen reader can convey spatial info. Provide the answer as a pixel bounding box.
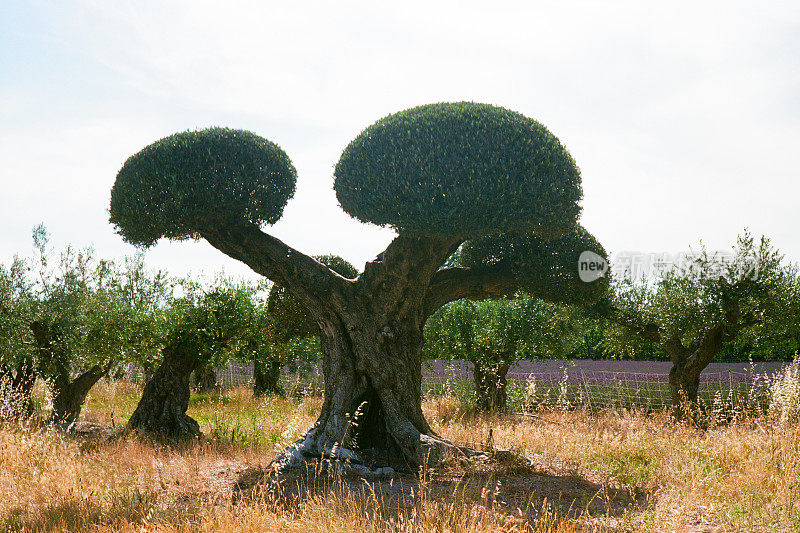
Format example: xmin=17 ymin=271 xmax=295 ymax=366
xmin=509 ymin=369 xmax=773 ymax=413
xmin=421 ymin=365 xmax=787 ymax=414
xmin=122 ymin=361 xmax=791 ymax=414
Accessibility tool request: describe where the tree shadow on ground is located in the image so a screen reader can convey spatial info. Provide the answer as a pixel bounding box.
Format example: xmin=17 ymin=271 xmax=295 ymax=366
xmin=232 ymin=449 xmax=652 ymax=527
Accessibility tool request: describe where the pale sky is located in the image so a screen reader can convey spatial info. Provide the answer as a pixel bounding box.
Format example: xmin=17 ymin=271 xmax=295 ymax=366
xmin=2 ymin=0 xmax=799 ymax=281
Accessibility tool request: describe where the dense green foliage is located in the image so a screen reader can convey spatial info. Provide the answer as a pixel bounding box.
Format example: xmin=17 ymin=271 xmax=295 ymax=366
xmin=334 ymin=102 xmax=582 ymax=239
xmin=163 ymin=282 xmax=255 ymax=369
xmin=27 ymin=228 xmax=165 ymax=377
xmin=424 ymin=296 xmax=582 ymax=363
xmin=460 ymin=225 xmax=609 ymax=304
xmin=0 ymin=258 xmax=35 ymax=372
xmin=110 ymin=128 xmax=296 ymax=247
xmin=603 ymin=231 xmax=800 ymax=362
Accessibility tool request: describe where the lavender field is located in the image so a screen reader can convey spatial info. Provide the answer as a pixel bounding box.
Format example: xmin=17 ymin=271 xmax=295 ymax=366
xmin=201 ymin=359 xmax=793 ymax=413
xmin=421 ymin=359 xmax=792 ymax=412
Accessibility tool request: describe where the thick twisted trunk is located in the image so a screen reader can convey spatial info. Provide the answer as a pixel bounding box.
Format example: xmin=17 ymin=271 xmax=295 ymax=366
xmin=202 ymin=226 xmax=472 ymax=473
xmin=126 ymin=347 xmax=201 ymax=440
xmin=254 ymin=358 xmax=282 ymax=396
xmin=0 ymin=360 xmax=36 ymax=421
xmin=473 ymin=359 xmax=511 ymax=413
xmin=270 ymin=315 xmax=465 ymax=473
xmin=668 ymin=363 xmax=702 ymax=420
xmin=663 ymin=328 xmax=725 ymax=422
xmin=194 ymin=366 xmax=218 ymax=393
xmin=29 ymin=321 xmax=109 ymax=426
xmin=50 ymin=366 xmax=108 ymax=426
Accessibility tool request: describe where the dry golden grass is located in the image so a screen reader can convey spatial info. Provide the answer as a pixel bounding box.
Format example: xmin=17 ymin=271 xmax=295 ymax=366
xmin=0 ymin=382 xmax=797 ymax=532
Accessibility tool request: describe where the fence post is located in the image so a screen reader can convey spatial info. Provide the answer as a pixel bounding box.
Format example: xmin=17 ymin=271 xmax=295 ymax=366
xmin=580 ymin=369 xmax=592 ymax=413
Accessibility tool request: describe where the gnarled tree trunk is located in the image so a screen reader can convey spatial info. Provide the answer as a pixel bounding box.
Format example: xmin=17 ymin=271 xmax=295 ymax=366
xmin=193 ymin=366 xmax=218 ymax=393
xmin=271 ymin=314 xmax=465 ymax=473
xmin=49 ymin=366 xmax=108 ymax=426
xmin=200 ymin=227 xmax=491 ymax=474
xmin=254 ymin=358 xmax=282 ymax=396
xmin=126 ymin=346 xmax=201 ymax=440
xmin=473 ymin=359 xmax=511 ymax=413
xmin=668 ymin=362 xmax=703 ymax=420
xmin=663 ymin=327 xmax=727 ymax=423
xmin=29 ymin=320 xmax=110 ymax=426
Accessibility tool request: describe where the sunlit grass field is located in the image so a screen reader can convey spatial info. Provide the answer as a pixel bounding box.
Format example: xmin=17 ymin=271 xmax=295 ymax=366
xmin=1 ymin=380 xmax=798 ymax=532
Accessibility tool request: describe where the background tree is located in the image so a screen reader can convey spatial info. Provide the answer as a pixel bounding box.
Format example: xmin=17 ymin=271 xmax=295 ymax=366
xmin=125 ymin=281 xmax=254 ymax=439
xmin=0 ymin=258 xmax=37 ymax=421
xmin=184 ymin=276 xmax=258 ymax=394
xmin=109 ymin=105 xmax=608 ymax=471
xmin=600 ymin=231 xmax=799 ymax=419
xmin=423 ymin=296 xmax=582 ymax=412
xmin=27 ymin=227 xmax=165 ymax=425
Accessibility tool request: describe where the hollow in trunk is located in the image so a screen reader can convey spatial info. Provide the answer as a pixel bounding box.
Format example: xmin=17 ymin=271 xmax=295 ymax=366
xmin=269 ymin=315 xmax=467 ymax=474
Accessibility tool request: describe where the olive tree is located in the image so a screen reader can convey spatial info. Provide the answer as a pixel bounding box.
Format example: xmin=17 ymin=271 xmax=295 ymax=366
xmin=0 ymin=258 xmax=37 ymax=421
xmin=109 ymin=103 xmax=607 ymax=471
xmin=601 ymin=231 xmax=799 ymax=419
xmin=27 ymin=228 xmax=165 ymax=425
xmin=423 ymin=296 xmax=581 ymax=412
xmin=125 ymin=282 xmax=253 ymax=438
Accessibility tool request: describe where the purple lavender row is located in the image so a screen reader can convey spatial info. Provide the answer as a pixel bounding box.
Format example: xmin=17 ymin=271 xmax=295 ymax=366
xmin=422 ymin=359 xmax=791 ymax=384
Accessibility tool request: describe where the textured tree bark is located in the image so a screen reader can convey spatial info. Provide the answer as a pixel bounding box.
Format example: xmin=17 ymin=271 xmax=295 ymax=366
xmin=49 ymin=366 xmax=108 ymax=426
xmin=0 ymin=359 xmax=36 ymax=421
xmin=668 ymin=363 xmax=702 ymax=420
xmin=194 ymin=366 xmax=218 ymax=393
xmin=270 ymin=316 xmax=468 ymax=474
xmin=201 ymin=225 xmax=485 ymax=473
xmin=254 ymin=358 xmax=282 ymax=396
xmin=473 ymin=359 xmax=511 ymax=413
xmin=29 ymin=320 xmax=110 ymax=426
xmin=663 ymin=328 xmax=725 ymax=422
xmin=126 ymin=346 xmax=201 ymax=440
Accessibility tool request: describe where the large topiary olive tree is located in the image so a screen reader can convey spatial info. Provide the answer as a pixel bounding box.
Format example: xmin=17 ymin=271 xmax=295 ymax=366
xmin=110 ymin=104 xmax=608 ymax=472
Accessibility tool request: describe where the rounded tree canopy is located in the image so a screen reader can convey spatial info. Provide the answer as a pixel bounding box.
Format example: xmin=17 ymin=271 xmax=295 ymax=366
xmin=334 ymin=102 xmax=582 ymax=239
xmin=267 ymin=255 xmax=359 ymax=343
xmin=460 ymin=226 xmax=609 ymax=305
xmin=110 ymin=128 xmax=296 ymax=247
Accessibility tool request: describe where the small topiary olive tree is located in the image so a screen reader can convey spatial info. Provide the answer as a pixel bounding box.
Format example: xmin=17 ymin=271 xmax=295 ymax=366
xmin=110 ymin=104 xmax=607 ymax=471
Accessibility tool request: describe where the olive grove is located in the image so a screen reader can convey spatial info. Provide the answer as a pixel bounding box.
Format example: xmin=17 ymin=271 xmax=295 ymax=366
xmin=109 ymin=103 xmax=608 ymax=471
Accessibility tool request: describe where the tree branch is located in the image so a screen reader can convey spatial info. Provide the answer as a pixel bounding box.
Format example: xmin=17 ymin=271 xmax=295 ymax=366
xmin=71 ymin=365 xmax=108 ymax=395
xmin=685 ymin=324 xmax=729 ymax=375
xmin=200 ymin=223 xmax=352 ymax=317
xmin=587 ymin=302 xmax=663 ymax=343
xmin=422 ymin=263 xmax=517 ymax=319
xmin=358 ymin=234 xmax=461 ymax=318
